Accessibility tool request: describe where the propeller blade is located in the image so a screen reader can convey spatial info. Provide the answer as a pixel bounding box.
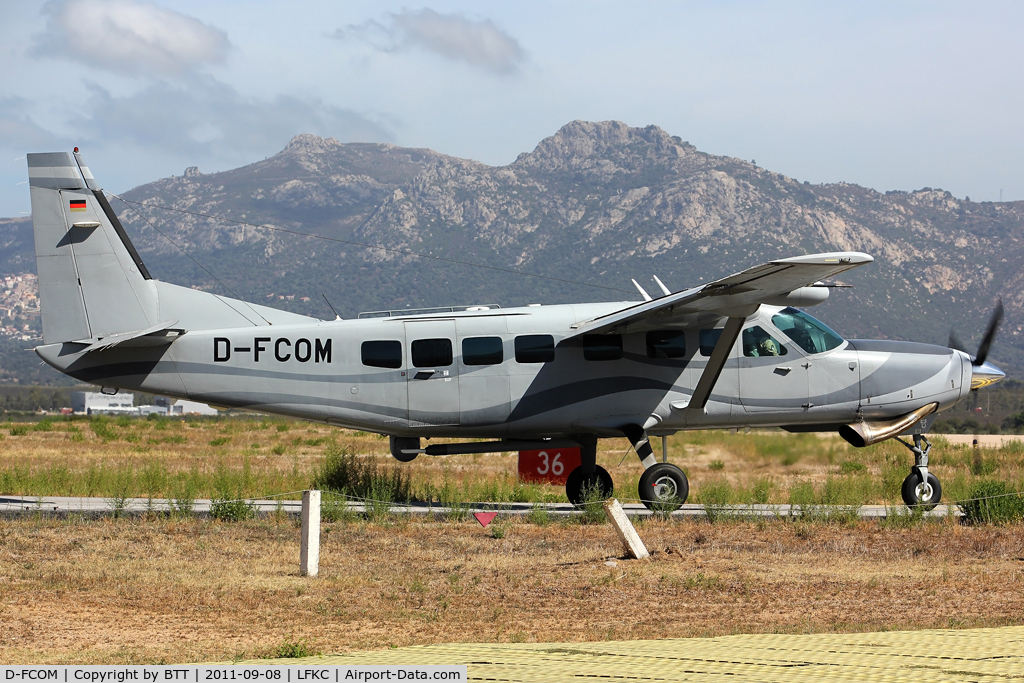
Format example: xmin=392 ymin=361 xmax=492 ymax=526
xmin=948 ymin=328 xmax=966 ymax=352
xmin=974 ymin=299 xmax=1004 ymax=366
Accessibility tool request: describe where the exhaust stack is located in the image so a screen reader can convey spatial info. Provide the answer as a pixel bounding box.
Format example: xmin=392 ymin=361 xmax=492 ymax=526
xmin=839 ymin=403 xmax=939 ymax=448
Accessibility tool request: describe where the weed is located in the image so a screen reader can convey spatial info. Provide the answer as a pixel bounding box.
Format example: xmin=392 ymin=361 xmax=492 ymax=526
xmin=321 ymin=493 xmax=357 ymax=524
xmin=170 ymin=480 xmax=196 ymax=518
xmin=210 ymin=496 xmax=256 ymax=522
xmin=697 ymin=479 xmax=733 ymax=523
xmin=90 ymin=418 xmax=118 ymax=442
xmin=272 ymin=636 xmax=315 ymax=658
xmin=210 ymin=437 xmax=231 ymax=447
xmin=105 ymin=470 xmax=133 ymax=519
xmin=881 ymin=506 xmax=925 ymax=529
xmin=314 ymin=444 xmax=412 ymax=502
xmin=276 ymin=424 xmax=289 ymax=433
xmin=960 ymin=480 xmax=1024 ymax=525
xmin=9 ymin=425 xmax=28 ymax=436
xmin=526 ymin=505 xmax=552 ymax=526
xmin=576 ymin=482 xmax=607 ymax=525
xmin=490 ymin=521 xmax=507 ymax=539
xmin=708 ymin=459 xmax=725 ymax=471
xmin=271 ymin=444 xmax=286 ymax=455
xmin=840 ymin=460 xmax=866 ymax=474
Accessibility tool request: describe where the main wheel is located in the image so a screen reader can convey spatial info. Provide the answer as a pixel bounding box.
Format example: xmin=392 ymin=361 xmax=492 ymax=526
xmin=901 ymin=468 xmax=941 ymax=510
xmin=639 ymin=463 xmax=689 ymax=512
xmin=565 ymin=465 xmax=613 ymax=506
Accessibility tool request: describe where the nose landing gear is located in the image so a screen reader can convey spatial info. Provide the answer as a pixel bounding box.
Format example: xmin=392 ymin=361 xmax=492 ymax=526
xmin=896 ymin=433 xmax=942 ymax=510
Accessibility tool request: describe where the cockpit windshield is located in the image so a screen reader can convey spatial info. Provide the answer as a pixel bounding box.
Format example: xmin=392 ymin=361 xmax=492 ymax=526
xmin=770 ymin=307 xmax=845 ymax=355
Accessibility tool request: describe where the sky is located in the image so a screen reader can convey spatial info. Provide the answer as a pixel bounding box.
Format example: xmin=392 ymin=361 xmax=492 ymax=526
xmin=2 ymin=0 xmax=1023 ymax=217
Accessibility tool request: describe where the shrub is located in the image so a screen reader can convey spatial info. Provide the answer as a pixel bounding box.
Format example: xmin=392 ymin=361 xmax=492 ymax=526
xmin=9 ymin=425 xmax=28 ymax=436
xmin=576 ymin=482 xmax=607 ymax=525
xmin=960 ymin=480 xmax=1024 ymax=525
xmin=210 ymin=496 xmax=256 ymax=522
xmin=273 ymin=636 xmax=315 ymax=658
xmin=697 ymin=479 xmax=733 ymax=523
xmin=313 ymin=444 xmax=412 ymax=503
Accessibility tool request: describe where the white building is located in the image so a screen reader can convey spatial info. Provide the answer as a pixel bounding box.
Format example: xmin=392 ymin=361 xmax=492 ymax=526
xmin=71 ymin=392 xmax=136 ymax=415
xmin=153 ymin=396 xmax=220 ymax=416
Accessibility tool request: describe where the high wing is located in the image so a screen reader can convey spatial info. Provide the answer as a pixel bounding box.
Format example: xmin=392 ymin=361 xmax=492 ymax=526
xmin=568 ymin=252 xmax=873 ymax=337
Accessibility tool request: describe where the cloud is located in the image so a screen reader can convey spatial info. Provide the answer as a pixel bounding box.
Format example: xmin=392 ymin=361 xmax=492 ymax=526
xmin=0 ymin=98 xmax=65 ymax=151
xmin=338 ymin=9 xmax=525 ymax=75
xmin=77 ymin=77 xmax=391 ymax=161
xmin=33 ymin=0 xmax=229 ymax=76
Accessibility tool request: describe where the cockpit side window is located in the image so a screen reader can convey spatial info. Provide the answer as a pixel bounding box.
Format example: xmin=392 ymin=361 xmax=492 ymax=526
xmin=742 ymin=326 xmax=788 ymax=357
xmin=771 ymin=307 xmax=844 ymax=355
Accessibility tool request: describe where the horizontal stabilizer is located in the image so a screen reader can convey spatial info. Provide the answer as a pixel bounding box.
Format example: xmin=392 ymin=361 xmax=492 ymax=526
xmin=70 ymin=319 xmax=183 ymax=352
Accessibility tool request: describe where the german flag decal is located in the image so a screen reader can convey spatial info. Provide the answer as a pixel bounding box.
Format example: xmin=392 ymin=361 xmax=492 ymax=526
xmin=69 ymin=199 xmax=87 ymax=212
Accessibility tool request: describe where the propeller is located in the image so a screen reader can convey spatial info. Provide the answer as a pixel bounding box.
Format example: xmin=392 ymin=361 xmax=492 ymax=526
xmin=948 ymin=298 xmax=1004 ymax=366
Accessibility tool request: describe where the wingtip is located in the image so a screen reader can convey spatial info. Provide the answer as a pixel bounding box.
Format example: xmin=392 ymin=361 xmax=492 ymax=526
xmin=771 ymin=252 xmax=874 ymax=266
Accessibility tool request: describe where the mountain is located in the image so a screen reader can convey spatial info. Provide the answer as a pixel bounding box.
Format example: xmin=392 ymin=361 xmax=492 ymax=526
xmin=2 ymin=120 xmax=1024 ymax=385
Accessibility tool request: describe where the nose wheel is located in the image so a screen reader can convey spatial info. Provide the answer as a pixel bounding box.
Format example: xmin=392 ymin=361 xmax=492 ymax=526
xmin=896 ymin=434 xmax=941 ymax=511
xmin=638 ymin=463 xmax=689 ymax=512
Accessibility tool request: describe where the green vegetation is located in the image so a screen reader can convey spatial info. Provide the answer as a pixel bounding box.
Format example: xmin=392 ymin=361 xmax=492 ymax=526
xmin=0 ymin=415 xmax=1021 ymax=525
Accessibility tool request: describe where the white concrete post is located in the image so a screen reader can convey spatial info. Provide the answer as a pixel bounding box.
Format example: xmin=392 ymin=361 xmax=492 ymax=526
xmin=300 ymin=490 xmax=321 ymax=577
xmin=603 ymin=498 xmax=649 ymax=559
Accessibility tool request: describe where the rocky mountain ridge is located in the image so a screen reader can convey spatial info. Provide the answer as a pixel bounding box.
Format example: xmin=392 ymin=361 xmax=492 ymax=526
xmin=2 ymin=120 xmax=1023 ymax=384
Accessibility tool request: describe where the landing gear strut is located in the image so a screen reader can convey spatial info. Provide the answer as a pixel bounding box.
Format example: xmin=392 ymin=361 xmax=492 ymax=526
xmin=623 ymin=425 xmax=689 ymax=512
xmin=565 ymin=436 xmax=613 ymax=506
xmin=896 ymin=433 xmax=942 ymax=510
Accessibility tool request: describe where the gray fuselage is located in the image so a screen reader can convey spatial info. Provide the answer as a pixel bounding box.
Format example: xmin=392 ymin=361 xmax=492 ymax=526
xmin=36 ymin=301 xmax=970 ymax=439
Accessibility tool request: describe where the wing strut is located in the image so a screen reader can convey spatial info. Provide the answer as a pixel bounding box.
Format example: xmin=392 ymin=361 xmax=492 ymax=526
xmin=689 ymin=316 xmax=745 ymax=411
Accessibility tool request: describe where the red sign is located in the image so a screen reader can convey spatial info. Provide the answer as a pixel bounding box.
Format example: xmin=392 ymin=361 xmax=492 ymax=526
xmin=518 ymin=448 xmax=581 ymax=485
xmin=473 ymin=512 xmax=497 ymax=527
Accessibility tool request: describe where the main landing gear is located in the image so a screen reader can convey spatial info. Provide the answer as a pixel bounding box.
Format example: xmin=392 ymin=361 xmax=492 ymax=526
xmin=896 ymin=433 xmax=942 ymax=510
xmin=562 ymin=428 xmax=691 ymax=511
xmin=564 ymin=437 xmax=614 ymax=505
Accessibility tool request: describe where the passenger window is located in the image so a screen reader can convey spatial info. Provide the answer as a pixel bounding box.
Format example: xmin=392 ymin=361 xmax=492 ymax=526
xmin=699 ymin=329 xmax=722 ymax=356
xmin=463 ymin=336 xmax=503 ymax=365
xmin=742 ymin=326 xmax=788 ymax=357
xmin=583 ymin=334 xmax=623 ymax=361
xmin=771 ymin=307 xmax=845 ymax=354
xmin=361 ymin=340 xmax=402 ymax=369
xmin=411 ymin=338 xmax=453 ymax=367
xmin=515 ymin=334 xmax=555 ymax=363
xmin=646 ymin=330 xmax=686 ymax=359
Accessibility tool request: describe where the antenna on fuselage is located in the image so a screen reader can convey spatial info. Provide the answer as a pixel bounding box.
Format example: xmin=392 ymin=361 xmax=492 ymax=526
xmin=321 ymin=293 xmax=342 ymax=321
xmin=652 ymin=275 xmax=672 ymax=297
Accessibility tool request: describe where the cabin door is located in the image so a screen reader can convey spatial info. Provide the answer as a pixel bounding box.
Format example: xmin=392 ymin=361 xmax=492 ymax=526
xmin=404 ymin=320 xmax=461 ymax=426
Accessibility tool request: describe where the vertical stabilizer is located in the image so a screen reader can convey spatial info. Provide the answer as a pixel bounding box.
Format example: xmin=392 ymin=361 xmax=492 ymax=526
xmin=28 ymin=151 xmax=158 ymax=344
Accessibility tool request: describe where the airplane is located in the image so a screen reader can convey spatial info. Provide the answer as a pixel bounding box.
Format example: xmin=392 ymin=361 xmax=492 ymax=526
xmin=25 ymin=150 xmax=1006 ymax=511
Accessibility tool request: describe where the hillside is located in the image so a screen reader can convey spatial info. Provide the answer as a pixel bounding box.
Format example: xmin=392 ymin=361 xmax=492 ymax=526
xmin=2 ymin=120 xmax=1024 ymax=384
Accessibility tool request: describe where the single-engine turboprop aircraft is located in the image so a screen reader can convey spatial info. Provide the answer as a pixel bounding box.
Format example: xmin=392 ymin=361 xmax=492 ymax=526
xmin=26 ymin=150 xmax=1007 ymax=510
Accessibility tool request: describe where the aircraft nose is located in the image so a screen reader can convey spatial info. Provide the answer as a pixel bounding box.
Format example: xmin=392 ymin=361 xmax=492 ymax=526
xmin=971 ymin=360 xmax=1006 ymax=389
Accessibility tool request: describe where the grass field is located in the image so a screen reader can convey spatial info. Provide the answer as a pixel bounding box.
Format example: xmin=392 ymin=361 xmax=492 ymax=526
xmin=1 ymin=416 xmax=1023 ymax=664
xmin=0 ymin=515 xmax=1021 ymax=664
xmin=1 ymin=415 xmax=1023 ymax=508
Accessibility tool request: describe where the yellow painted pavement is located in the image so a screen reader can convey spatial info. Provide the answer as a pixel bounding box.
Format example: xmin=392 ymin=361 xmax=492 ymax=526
xmin=242 ymin=625 xmax=1024 ymax=681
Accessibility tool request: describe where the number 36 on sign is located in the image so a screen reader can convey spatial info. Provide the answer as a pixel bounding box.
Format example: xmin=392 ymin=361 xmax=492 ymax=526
xmin=518 ymin=448 xmax=582 ymax=485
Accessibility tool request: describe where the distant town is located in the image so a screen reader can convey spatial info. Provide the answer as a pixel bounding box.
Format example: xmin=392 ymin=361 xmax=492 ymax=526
xmin=0 ymin=273 xmax=40 ymax=341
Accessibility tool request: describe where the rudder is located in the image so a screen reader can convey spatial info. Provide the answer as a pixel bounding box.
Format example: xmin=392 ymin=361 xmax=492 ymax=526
xmin=28 ymin=151 xmax=158 ymax=344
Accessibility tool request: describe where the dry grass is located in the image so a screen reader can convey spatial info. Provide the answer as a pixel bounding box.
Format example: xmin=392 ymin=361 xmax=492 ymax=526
xmin=1 ymin=417 xmax=1024 ymax=505
xmin=0 ymin=515 xmax=1021 ymax=664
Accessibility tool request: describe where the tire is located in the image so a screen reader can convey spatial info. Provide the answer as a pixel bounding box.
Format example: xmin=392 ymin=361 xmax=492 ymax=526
xmin=901 ymin=469 xmax=941 ymax=510
xmin=639 ymin=463 xmax=689 ymax=512
xmin=565 ymin=465 xmax=613 ymax=506
xmin=389 ymin=436 xmax=419 ymax=462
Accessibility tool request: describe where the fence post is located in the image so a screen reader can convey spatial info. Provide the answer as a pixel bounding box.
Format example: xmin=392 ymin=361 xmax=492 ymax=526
xmin=603 ymin=498 xmax=650 ymax=559
xmin=301 ymin=490 xmax=321 ymax=577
